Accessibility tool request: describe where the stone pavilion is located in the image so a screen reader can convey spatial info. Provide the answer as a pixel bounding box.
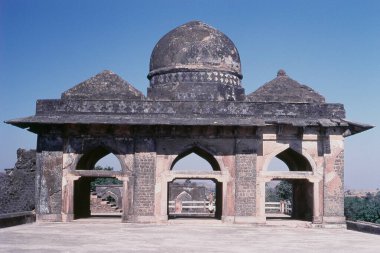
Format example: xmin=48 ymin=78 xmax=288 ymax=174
xmin=6 ymin=21 xmax=372 ymax=226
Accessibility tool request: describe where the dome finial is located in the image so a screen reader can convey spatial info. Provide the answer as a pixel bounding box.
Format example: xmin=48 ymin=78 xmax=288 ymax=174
xmin=277 ymin=69 xmax=287 ymax=77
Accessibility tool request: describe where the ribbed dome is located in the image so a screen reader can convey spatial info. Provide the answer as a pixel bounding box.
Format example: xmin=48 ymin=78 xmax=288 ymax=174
xmin=148 ymin=21 xmax=242 ymax=79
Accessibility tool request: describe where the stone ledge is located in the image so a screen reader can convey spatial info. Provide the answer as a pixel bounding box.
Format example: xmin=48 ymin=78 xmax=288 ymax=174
xmin=0 ymin=211 xmax=35 ymax=228
xmin=347 ymin=221 xmax=380 ymax=235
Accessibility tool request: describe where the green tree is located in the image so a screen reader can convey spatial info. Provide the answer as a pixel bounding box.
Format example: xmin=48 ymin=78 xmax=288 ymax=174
xmin=265 ymin=181 xmax=293 ymax=202
xmin=90 ymin=166 xmax=122 ymax=191
xmin=265 ymin=186 xmax=279 ymax=202
xmin=276 ymin=181 xmax=292 ymax=200
xmin=344 ymin=192 xmax=380 ymax=224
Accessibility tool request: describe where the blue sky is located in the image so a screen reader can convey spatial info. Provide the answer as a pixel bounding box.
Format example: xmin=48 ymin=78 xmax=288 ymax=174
xmin=0 ymin=0 xmax=379 ymax=189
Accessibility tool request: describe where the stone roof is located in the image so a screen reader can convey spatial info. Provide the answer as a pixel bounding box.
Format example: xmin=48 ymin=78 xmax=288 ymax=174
xmin=6 ymin=81 xmax=373 ymax=136
xmin=5 ymin=21 xmax=373 ymax=137
xmin=148 ymin=21 xmax=242 ymax=79
xmin=61 ymin=70 xmax=144 ymax=100
xmin=248 ymin=70 xmax=325 ymax=103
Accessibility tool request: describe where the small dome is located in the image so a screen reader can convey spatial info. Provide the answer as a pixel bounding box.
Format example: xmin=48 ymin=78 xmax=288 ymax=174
xmin=148 ymin=21 xmax=242 ymax=79
xmin=248 ymin=70 xmax=325 ymax=103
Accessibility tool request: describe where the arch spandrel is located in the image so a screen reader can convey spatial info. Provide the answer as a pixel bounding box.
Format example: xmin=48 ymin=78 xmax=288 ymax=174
xmin=63 ymin=145 xmax=133 ymax=176
xmin=262 ymin=143 xmax=317 ymax=174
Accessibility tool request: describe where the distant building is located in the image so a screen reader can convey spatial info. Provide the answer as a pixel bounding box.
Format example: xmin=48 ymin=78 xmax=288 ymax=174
xmin=7 ymin=21 xmax=372 ymax=226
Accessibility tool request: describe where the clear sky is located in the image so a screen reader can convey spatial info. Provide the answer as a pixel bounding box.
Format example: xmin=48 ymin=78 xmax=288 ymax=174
xmin=0 ymin=0 xmax=379 ymax=189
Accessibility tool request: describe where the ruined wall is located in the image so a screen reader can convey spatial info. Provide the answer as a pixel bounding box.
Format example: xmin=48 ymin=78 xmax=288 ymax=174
xmin=0 ymin=149 xmax=36 ymax=214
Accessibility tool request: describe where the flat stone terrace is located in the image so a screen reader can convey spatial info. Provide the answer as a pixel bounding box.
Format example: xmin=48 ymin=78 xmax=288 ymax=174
xmin=0 ymin=220 xmax=379 ymax=252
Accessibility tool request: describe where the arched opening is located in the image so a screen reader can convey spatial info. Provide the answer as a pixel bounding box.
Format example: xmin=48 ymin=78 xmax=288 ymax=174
xmin=171 ymin=153 xmax=214 ymax=172
xmin=76 ymin=147 xmax=122 ymax=171
xmin=167 ymin=148 xmax=223 ymax=220
xmin=94 ymin=154 xmax=122 ymax=171
xmin=267 ymin=157 xmax=289 ymax=171
xmin=265 ymin=179 xmax=313 ymax=221
xmin=265 ymin=180 xmax=293 ymax=218
xmin=265 ymin=148 xmax=314 ymax=221
xmin=168 ymin=178 xmax=221 ymax=219
xmin=170 ymin=147 xmax=220 ymax=171
xmin=274 ymin=148 xmax=312 ymax=172
xmin=73 ymin=148 xmax=123 ymax=219
xmin=74 ymin=176 xmax=123 ymax=219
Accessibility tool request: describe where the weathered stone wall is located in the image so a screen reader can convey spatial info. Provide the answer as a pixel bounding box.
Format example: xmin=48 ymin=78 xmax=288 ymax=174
xmin=35 ymin=99 xmax=345 ymax=122
xmin=324 ymin=151 xmax=344 ymax=217
xmin=0 ymin=149 xmax=36 ymax=214
xmin=35 ymin=135 xmax=63 ymax=221
xmin=133 ymin=138 xmax=156 ymax=216
xmin=235 ymin=152 xmax=257 ymax=216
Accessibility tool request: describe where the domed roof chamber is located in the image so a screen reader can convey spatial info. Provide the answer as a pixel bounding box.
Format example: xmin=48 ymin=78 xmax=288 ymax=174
xmin=147 ymin=21 xmax=245 ymax=101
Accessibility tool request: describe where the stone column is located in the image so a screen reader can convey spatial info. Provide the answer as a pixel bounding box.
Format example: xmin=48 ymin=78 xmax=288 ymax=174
xmin=323 ymin=150 xmax=346 ymax=225
xmin=35 ymin=141 xmax=63 ymax=222
xmin=312 ymin=180 xmax=322 ymax=224
xmin=118 ymin=176 xmax=129 ymax=223
xmin=62 ymin=175 xmax=80 ymax=222
xmin=257 ymin=178 xmax=269 ymax=223
xmin=234 ymin=138 xmax=260 ymax=223
xmin=131 ymin=138 xmax=156 ymax=223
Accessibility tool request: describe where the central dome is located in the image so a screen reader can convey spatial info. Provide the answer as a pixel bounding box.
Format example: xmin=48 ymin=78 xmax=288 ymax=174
xmin=147 ymin=21 xmax=245 ymax=101
xmin=148 ymin=21 xmax=242 ymax=79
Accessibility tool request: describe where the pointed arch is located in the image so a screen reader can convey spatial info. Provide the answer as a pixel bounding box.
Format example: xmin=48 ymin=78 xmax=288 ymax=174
xmin=276 ymin=148 xmax=312 ymax=171
xmin=263 ymin=145 xmax=316 ymax=172
xmin=170 ymin=146 xmax=220 ymax=171
xmin=76 ymin=146 xmax=124 ymax=171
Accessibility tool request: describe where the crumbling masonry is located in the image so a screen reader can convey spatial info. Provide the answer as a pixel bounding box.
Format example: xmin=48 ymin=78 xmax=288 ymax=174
xmin=6 ymin=21 xmax=372 ymax=226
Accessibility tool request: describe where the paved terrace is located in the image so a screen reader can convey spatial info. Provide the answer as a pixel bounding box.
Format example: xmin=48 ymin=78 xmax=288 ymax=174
xmin=0 ymin=219 xmax=379 ymax=252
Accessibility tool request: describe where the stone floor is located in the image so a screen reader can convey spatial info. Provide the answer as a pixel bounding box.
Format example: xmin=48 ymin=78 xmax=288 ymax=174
xmin=0 ymin=218 xmax=379 ymax=252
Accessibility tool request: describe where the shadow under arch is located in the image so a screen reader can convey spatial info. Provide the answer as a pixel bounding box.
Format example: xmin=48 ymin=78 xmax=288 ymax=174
xmin=263 ymin=146 xmax=316 ymax=173
xmin=276 ymin=148 xmax=312 ymax=172
xmin=170 ymin=146 xmax=220 ymax=171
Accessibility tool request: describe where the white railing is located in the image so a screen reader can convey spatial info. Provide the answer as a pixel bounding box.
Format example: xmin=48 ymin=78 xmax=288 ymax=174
xmin=168 ymin=200 xmax=215 ymax=215
xmin=265 ymin=201 xmax=292 ymax=215
xmin=168 ymin=200 xmax=292 ymax=215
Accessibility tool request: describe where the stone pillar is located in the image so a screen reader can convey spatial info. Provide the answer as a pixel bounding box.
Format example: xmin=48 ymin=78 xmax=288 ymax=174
xmin=35 ymin=133 xmax=64 ymax=222
xmin=62 ymin=175 xmax=80 ymax=222
xmin=35 ymin=151 xmax=63 ymax=221
xmin=157 ymin=177 xmax=169 ymax=222
xmin=119 ymin=176 xmax=130 ymax=223
xmin=234 ymin=138 xmax=258 ymax=223
xmin=235 ymin=154 xmax=256 ymax=216
xmin=312 ymin=180 xmax=322 ymax=224
xmin=323 ymin=149 xmax=346 ymax=225
xmin=258 ymin=179 xmax=269 ymax=223
xmin=132 ymin=138 xmax=156 ymax=223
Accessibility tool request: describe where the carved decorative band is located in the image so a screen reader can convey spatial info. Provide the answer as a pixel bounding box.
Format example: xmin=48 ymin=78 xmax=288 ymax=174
xmin=150 ymin=71 xmax=241 ymax=86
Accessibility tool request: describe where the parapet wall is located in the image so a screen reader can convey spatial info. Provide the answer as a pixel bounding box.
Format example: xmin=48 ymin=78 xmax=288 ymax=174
xmin=347 ymin=221 xmax=380 ymax=235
